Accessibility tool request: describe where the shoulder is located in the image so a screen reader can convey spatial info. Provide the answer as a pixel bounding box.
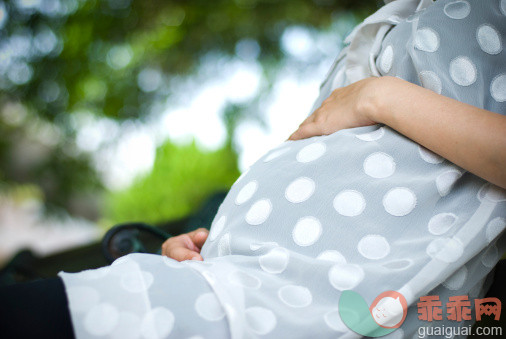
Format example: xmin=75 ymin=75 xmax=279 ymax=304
xmin=417 ymin=0 xmax=506 ymax=27
xmin=389 ymin=0 xmax=506 ymax=111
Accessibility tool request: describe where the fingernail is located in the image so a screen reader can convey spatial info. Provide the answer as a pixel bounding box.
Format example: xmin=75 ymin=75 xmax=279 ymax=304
xmin=191 ymin=256 xmax=199 ymax=260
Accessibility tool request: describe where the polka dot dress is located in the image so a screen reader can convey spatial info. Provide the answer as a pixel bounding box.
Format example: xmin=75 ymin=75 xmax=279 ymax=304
xmin=59 ymin=1 xmax=506 ymax=338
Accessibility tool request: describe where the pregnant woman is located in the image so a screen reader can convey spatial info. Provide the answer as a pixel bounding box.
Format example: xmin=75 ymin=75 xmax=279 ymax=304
xmin=2 ymin=0 xmax=505 ymax=338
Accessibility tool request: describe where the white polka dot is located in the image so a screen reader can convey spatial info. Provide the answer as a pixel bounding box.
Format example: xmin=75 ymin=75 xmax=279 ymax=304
xmin=450 ymin=56 xmax=477 ymax=86
xmin=245 ymin=307 xmax=277 ymax=335
xmin=419 ymin=71 xmax=442 ymax=94
xmin=235 ymin=181 xmax=258 ymax=205
xmin=477 ymin=24 xmax=502 ymax=55
xmin=324 ymin=309 xmax=348 ymax=332
xmin=486 ymin=217 xmax=506 ymax=243
xmin=426 ymin=237 xmax=464 ymax=263
xmin=228 ymin=271 xmax=261 ymax=289
xmin=436 ymin=170 xmax=462 ymax=196
xmin=418 ymin=145 xmax=444 ymax=164
xmin=278 ymin=285 xmax=312 ymax=308
xmin=195 ymin=293 xmax=226 ymax=321
xmin=333 ymin=190 xmax=366 ymax=217
xmin=292 ymin=217 xmax=322 ymax=246
xmin=428 ymin=213 xmax=458 ymax=235
xmin=140 ymin=307 xmax=175 ymax=339
xmin=383 ymin=187 xmax=417 ymax=216
xmin=442 ymin=266 xmax=467 ymax=290
xmin=111 ymin=312 xmax=141 ymax=339
xmin=264 ymin=147 xmax=290 ymax=162
xmin=296 ymin=142 xmax=326 ymax=163
xmin=444 ymin=0 xmax=471 ymax=19
xmin=218 ymin=233 xmax=231 ymax=256
xmin=245 ymin=199 xmax=272 ymax=225
xmin=317 ymin=250 xmax=347 ymax=264
xmin=414 ymin=27 xmax=439 ymax=52
xmin=84 ymin=303 xmax=120 ymax=336
xmin=380 ymin=45 xmax=394 ymax=73
xmin=209 ymin=215 xmax=226 ymax=241
xmin=259 ymin=247 xmax=289 ymax=273
xmin=491 ymin=73 xmax=506 ymax=102
xmin=120 ymin=270 xmax=154 ymax=293
xmin=478 ymin=183 xmax=506 ymax=202
xmin=501 ymin=0 xmax=506 ymax=16
xmin=285 ymin=177 xmax=315 ymax=203
xmin=357 ymin=235 xmax=390 ymax=260
xmin=356 ymin=126 xmax=384 ymax=141
xmin=328 ymin=263 xmax=364 ymax=290
xmin=363 ymin=152 xmax=396 ymax=179
xmin=67 ymin=286 xmax=100 ymax=313
xmin=481 ymin=245 xmax=498 ymax=267
xmin=382 ymin=259 xmax=412 ymax=270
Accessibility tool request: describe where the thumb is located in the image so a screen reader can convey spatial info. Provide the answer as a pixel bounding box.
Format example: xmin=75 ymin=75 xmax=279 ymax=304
xmin=289 ymin=123 xmax=324 ymax=140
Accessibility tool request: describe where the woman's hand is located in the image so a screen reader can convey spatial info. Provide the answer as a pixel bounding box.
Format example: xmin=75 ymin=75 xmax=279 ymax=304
xmin=289 ymin=75 xmax=506 ymax=188
xmin=288 ymin=77 xmax=380 ymax=140
xmin=161 ymin=228 xmax=209 ymax=261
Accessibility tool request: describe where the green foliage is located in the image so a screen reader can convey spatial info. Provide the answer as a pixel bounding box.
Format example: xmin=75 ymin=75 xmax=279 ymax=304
xmin=106 ymin=139 xmax=240 ymax=224
xmin=0 ymin=0 xmax=377 ymax=219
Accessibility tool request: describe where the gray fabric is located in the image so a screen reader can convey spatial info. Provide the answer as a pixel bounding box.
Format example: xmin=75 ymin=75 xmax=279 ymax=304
xmin=59 ymin=1 xmax=506 ymax=338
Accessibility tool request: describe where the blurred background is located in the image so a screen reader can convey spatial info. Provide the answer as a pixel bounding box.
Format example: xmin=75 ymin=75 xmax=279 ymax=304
xmin=0 ymin=0 xmax=378 ymax=268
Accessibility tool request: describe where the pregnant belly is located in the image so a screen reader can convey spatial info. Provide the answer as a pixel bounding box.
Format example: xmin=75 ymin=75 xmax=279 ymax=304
xmin=201 ymin=124 xmax=493 ymax=265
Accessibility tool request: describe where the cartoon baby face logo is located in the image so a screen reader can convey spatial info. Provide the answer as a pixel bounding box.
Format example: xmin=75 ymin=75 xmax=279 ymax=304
xmin=370 ymin=291 xmax=408 ymax=328
xmin=339 ymin=290 xmax=408 ymax=337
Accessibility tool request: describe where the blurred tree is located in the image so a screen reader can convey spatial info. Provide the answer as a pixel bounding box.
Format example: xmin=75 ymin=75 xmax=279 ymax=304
xmin=106 ymin=139 xmax=240 ymax=224
xmin=0 ymin=0 xmax=377 ymax=219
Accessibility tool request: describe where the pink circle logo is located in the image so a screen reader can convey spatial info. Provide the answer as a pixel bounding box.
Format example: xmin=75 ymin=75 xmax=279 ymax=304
xmin=369 ymin=291 xmax=408 ymax=329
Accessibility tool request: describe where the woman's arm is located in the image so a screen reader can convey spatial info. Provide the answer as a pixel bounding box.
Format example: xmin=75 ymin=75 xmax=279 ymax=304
xmin=289 ymin=76 xmax=506 ymax=189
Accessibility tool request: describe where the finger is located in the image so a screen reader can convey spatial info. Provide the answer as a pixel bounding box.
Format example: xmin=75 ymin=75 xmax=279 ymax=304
xmin=163 ymin=234 xmax=199 ymax=254
xmin=299 ymin=113 xmax=315 ymax=126
xmin=169 ymin=247 xmax=203 ymax=262
xmin=193 ymin=231 xmax=209 ymax=249
xmin=289 ymin=123 xmax=324 ymax=140
xmin=179 ymin=234 xmax=201 ymax=252
xmin=189 ymin=228 xmax=209 ymax=249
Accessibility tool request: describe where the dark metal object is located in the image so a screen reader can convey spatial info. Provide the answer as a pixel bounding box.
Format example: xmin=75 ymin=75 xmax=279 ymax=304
xmin=101 ymin=222 xmax=173 ymax=264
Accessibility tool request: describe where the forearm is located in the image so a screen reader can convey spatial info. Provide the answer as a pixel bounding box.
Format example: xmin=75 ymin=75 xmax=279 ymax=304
xmin=368 ymin=76 xmax=506 ymax=189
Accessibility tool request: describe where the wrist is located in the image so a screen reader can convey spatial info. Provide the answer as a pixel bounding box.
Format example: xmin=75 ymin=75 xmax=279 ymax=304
xmin=361 ymin=76 xmax=397 ymax=124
